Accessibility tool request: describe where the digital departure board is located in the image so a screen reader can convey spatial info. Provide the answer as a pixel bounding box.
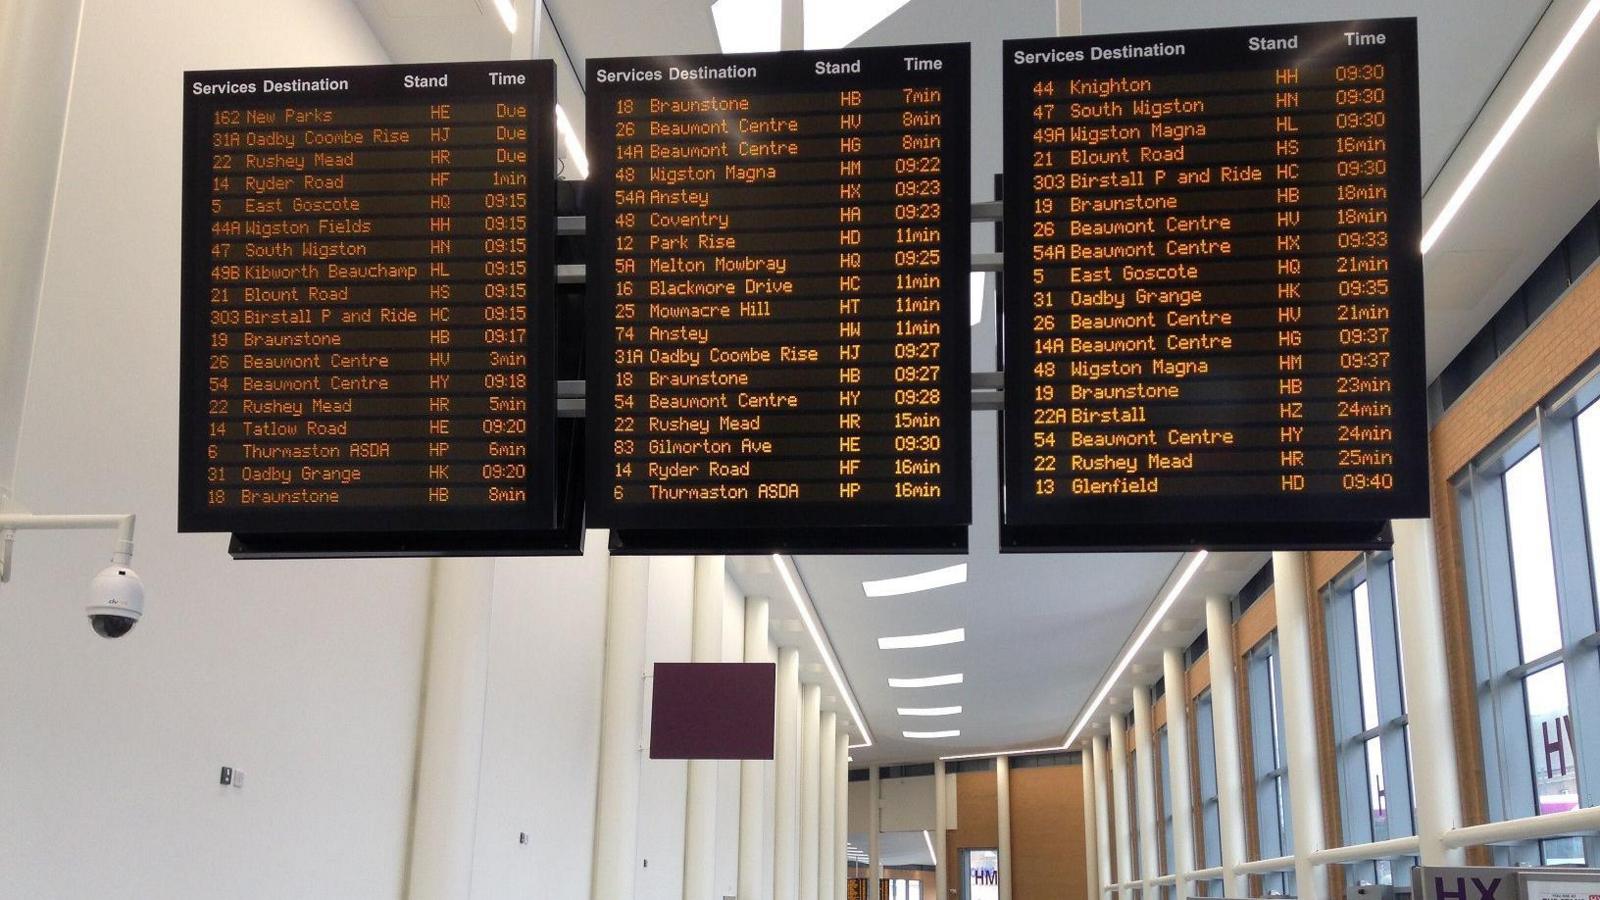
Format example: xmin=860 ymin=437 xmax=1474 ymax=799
xmin=1001 ymin=19 xmax=1427 ymax=550
xmin=586 ymin=45 xmax=972 ymax=552
xmin=179 ymin=61 xmax=561 ymax=550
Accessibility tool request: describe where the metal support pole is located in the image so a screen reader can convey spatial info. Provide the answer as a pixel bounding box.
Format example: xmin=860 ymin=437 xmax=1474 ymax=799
xmin=1108 ymin=714 xmax=1133 ymax=897
xmin=1162 ymin=648 xmax=1197 ymax=899
xmin=1391 ymin=519 xmax=1467 ymax=865
xmin=1204 ymin=594 xmax=1248 ymax=897
xmin=1132 ymin=684 xmax=1160 ymax=896
xmin=1272 ymin=551 xmax=1330 ymax=897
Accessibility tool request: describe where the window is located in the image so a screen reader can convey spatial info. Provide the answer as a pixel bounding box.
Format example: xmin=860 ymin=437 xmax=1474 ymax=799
xmin=1325 ymin=555 xmax=1415 ymax=887
xmin=1246 ymin=633 xmax=1295 ymax=897
xmin=1192 ymin=689 xmax=1224 ymax=896
xmin=1457 ymin=381 xmax=1600 ymax=868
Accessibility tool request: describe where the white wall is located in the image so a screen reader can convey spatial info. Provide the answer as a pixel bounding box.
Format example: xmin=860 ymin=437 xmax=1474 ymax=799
xmin=1 ymin=2 xmax=432 ymax=897
xmin=469 ymin=535 xmax=610 ymax=900
xmin=636 ymin=557 xmax=694 ymax=899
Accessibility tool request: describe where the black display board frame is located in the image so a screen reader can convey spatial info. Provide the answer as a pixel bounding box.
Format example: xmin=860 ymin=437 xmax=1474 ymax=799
xmin=584 ymin=45 xmax=973 ymax=554
xmin=178 ymin=61 xmax=574 ymax=555
xmin=999 ymin=19 xmax=1427 ymax=551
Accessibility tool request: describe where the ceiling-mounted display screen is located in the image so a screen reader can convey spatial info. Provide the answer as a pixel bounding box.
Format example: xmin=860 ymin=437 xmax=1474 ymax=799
xmin=585 ymin=45 xmax=972 ymax=552
xmin=1001 ymin=19 xmax=1426 ymax=550
xmin=179 ymin=61 xmax=560 ymax=550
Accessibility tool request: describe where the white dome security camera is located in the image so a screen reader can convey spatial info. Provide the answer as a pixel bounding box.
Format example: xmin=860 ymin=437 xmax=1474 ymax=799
xmin=86 ymin=565 xmax=144 ymax=639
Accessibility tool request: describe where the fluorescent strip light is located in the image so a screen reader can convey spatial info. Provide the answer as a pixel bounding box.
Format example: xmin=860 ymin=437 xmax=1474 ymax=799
xmin=898 ymin=705 xmax=962 ymax=717
xmin=903 ymin=729 xmax=960 ymax=739
xmin=711 ymin=0 xmax=782 ymax=53
xmin=773 ymin=554 xmax=873 ymax=748
xmin=924 ymin=829 xmax=938 ymax=865
xmin=863 ymin=563 xmax=967 ymax=598
xmin=889 ymin=672 xmax=964 ymax=689
xmin=1421 ymin=0 xmax=1600 ymax=252
xmin=940 ymin=744 xmax=1064 ymax=762
xmin=969 ymin=272 xmax=987 ymax=326
xmin=1061 ymin=551 xmax=1208 ymax=750
xmin=877 ymin=628 xmax=965 ymax=650
xmin=554 ymin=104 xmax=588 ymax=180
xmin=490 ymin=0 xmax=517 ymax=33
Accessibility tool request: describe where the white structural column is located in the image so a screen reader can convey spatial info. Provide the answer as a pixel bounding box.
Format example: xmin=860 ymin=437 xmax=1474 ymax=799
xmin=1107 ymin=716 xmax=1133 ymax=896
xmin=934 ymin=758 xmax=949 ymax=900
xmin=1131 ymin=684 xmax=1159 ymax=895
xmin=683 ymin=555 xmax=726 ymax=899
xmin=869 ymin=767 xmax=882 ymax=899
xmin=1162 ymin=648 xmax=1197 ymax=898
xmin=997 ymin=755 xmax=1015 ymax=900
xmin=1391 ymin=518 xmax=1467 ymax=865
xmin=406 ymin=558 xmax=496 ymax=900
xmin=739 ymin=597 xmax=773 ymax=900
xmin=589 ymin=556 xmax=652 ymax=900
xmin=834 ymin=732 xmax=849 ymax=900
xmin=799 ymin=684 xmax=823 ymax=900
xmin=774 ymin=648 xmax=803 ymax=900
xmin=1272 ymin=551 xmax=1330 ymax=895
xmin=1204 ymin=594 xmax=1248 ymax=897
xmin=1090 ymin=736 xmax=1112 ymax=895
xmin=1080 ymin=749 xmax=1100 ymax=900
xmin=818 ymin=711 xmax=838 ymax=898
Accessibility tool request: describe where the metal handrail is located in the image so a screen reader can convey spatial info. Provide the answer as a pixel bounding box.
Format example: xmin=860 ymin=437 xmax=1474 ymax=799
xmin=1308 ymin=834 xmax=1421 ymax=866
xmin=1236 ymin=854 xmax=1296 ymax=874
xmin=1444 ymin=804 xmax=1600 ymax=848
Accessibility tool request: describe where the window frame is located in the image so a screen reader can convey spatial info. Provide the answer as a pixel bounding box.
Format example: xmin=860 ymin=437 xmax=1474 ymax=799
xmin=1191 ymin=688 xmax=1224 ymax=895
xmin=1245 ymin=632 xmax=1295 ymax=896
xmin=1455 ymin=367 xmax=1600 ymax=866
xmin=1325 ymin=552 xmax=1416 ymax=885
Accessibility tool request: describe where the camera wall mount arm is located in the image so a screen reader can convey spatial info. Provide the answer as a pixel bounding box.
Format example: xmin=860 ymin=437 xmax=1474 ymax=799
xmin=0 ymin=492 xmax=137 ymax=583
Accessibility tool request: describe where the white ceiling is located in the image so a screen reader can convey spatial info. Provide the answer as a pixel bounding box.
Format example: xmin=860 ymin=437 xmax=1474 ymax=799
xmin=346 ymin=0 xmax=1600 ymax=764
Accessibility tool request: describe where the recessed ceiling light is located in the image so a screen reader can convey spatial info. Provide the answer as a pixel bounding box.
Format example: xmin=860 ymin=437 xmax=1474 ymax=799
xmin=711 ymin=0 xmax=781 ymax=53
xmin=888 ymin=673 xmax=964 ymax=689
xmin=862 ymin=563 xmax=967 ymax=598
xmin=898 ymin=705 xmax=962 ymax=717
xmin=903 ymin=729 xmax=960 ymax=739
xmin=1421 ymin=0 xmax=1600 ymax=252
xmin=877 ymin=627 xmax=964 ymax=650
xmin=490 ymin=0 xmax=517 ymax=33
xmin=554 ymin=104 xmax=588 ymax=180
